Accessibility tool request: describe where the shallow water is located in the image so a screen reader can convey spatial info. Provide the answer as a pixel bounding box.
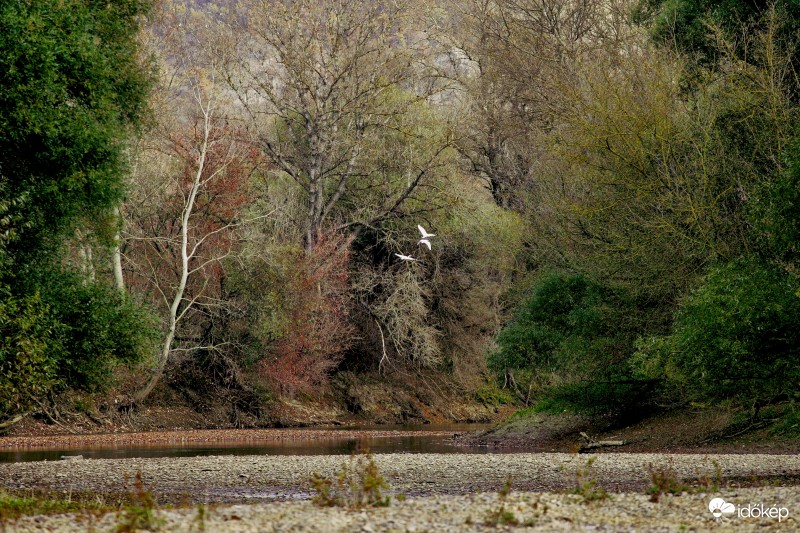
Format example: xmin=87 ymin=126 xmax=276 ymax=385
xmin=0 ymin=424 xmax=494 ymax=463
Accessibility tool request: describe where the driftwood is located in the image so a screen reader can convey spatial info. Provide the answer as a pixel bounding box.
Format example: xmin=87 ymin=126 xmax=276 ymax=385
xmin=0 ymin=412 xmax=27 ymax=431
xmin=578 ymin=431 xmax=626 ymax=452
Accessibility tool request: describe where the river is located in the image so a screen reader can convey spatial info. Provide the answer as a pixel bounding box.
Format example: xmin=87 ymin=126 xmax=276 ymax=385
xmin=0 ymin=424 xmax=495 ymax=463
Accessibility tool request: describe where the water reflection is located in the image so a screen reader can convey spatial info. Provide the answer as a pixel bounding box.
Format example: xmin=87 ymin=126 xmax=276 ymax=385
xmin=0 ymin=424 xmax=494 ymax=463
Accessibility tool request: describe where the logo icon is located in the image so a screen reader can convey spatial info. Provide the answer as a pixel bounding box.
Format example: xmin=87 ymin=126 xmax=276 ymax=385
xmin=709 ymin=498 xmax=736 ymax=518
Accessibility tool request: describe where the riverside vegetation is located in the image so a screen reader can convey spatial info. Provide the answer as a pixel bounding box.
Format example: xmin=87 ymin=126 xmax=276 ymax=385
xmin=310 ymin=450 xmax=391 ymax=510
xmin=1 ymin=0 xmax=799 ymax=442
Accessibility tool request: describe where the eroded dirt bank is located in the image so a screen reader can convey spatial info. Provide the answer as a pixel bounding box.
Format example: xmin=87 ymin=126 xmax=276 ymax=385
xmin=458 ymin=408 xmax=800 ymax=454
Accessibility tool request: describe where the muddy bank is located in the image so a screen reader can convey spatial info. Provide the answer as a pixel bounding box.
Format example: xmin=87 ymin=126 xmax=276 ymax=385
xmin=458 ymin=408 xmax=800 ymax=454
xmin=4 ymin=373 xmax=508 ymax=439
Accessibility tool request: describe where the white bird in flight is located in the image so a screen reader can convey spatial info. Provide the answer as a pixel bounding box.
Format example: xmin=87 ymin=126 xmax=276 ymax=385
xmin=395 ymin=253 xmax=419 ymax=262
xmin=417 ymin=224 xmax=435 ymax=240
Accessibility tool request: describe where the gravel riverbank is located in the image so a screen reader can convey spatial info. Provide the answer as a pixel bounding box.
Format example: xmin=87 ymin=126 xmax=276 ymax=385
xmin=3 ymin=486 xmax=798 ymax=531
xmin=2 ymin=451 xmax=799 ymax=500
xmin=1 ymin=451 xmax=798 ymax=530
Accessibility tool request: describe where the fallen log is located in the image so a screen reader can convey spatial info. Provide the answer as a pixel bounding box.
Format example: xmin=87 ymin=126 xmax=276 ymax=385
xmin=578 ymin=431 xmax=626 ymax=452
xmin=0 ymin=412 xmax=27 ymax=431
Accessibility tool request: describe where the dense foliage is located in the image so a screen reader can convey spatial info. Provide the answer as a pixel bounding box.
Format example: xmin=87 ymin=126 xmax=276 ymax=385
xmin=34 ymin=271 xmax=157 ymax=392
xmin=634 ymin=257 xmax=800 ymax=403
xmin=0 ymin=0 xmax=155 ymax=423
xmin=0 ymin=0 xmax=152 ymax=263
xmin=3 ymin=0 xmax=799 ymax=429
xmin=634 ymin=0 xmax=800 ymax=71
xmin=490 ymin=274 xmax=622 ymax=383
xmin=0 ymin=290 xmax=58 ymax=420
xmin=489 ymin=273 xmax=645 ymax=414
xmin=475 ymin=0 xmax=800 ymax=421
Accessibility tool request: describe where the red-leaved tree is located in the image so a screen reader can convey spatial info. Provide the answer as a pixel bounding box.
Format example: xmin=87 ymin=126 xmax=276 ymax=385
xmin=259 ymin=234 xmax=353 ymax=396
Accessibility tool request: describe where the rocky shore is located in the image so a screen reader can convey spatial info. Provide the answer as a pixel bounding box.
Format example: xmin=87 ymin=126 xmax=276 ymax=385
xmin=1 ymin=451 xmax=798 ymax=531
xmin=3 ymin=486 xmax=797 ymax=531
xmin=2 ymin=451 xmax=800 ymax=501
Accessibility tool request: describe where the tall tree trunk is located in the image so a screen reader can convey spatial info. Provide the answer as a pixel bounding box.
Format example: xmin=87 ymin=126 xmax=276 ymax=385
xmin=112 ymin=207 xmax=125 ymax=293
xmin=75 ymin=228 xmax=96 ymax=282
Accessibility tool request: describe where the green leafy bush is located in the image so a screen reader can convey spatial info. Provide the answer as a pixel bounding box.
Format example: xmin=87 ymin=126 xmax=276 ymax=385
xmin=770 ymin=408 xmax=800 ymax=437
xmin=491 ymin=273 xmax=606 ymax=372
xmin=750 ymin=135 xmax=800 ymax=264
xmin=0 ymin=289 xmax=60 ymax=422
xmin=489 ymin=272 xmax=642 ymax=414
xmin=474 ymin=383 xmax=515 ymax=407
xmin=38 ymin=271 xmax=158 ymax=392
xmin=0 ymin=271 xmax=157 ymax=423
xmin=634 ymin=257 xmax=800 ymax=403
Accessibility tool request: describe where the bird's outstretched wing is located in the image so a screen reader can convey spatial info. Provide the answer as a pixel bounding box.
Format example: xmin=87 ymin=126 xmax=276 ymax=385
xmin=419 ymin=239 xmax=431 ymax=250
xmin=417 ymin=224 xmax=435 ymax=239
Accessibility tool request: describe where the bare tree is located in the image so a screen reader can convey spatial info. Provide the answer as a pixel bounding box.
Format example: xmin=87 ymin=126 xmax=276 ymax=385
xmin=446 ymin=0 xmax=627 ymax=210
xmin=125 ymin=5 xmax=257 ymax=403
xmin=226 ymin=0 xmax=454 ymax=251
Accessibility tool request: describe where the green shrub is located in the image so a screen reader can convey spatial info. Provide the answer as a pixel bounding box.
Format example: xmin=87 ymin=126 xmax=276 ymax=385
xmin=0 ymin=289 xmax=60 ymax=422
xmin=634 ymin=257 xmax=800 ymax=403
xmin=490 ymin=272 xmax=643 ymax=414
xmin=474 ymin=383 xmax=515 ymax=407
xmin=769 ymin=407 xmax=800 ymax=437
xmin=0 ymin=269 xmax=157 ymax=424
xmin=39 ymin=271 xmax=158 ymax=391
xmin=490 ymin=273 xmax=606 ymax=373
